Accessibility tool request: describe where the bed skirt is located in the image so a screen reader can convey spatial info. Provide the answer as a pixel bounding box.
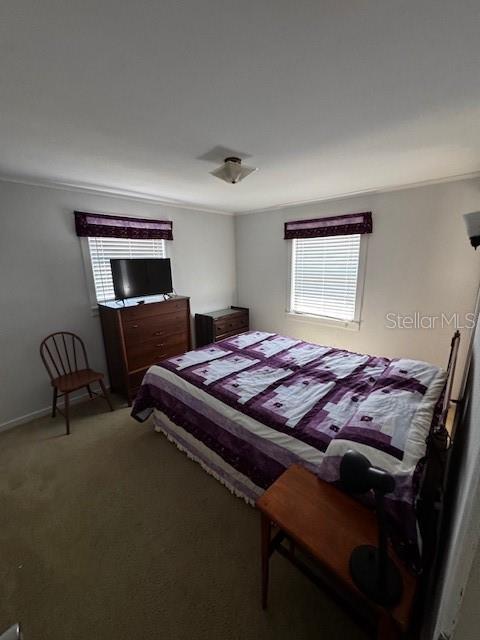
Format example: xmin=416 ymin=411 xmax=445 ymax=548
xmin=153 ymin=409 xmax=263 ymax=506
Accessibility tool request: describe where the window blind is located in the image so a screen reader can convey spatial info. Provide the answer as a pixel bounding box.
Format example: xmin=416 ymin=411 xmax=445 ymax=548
xmin=88 ymin=236 xmax=166 ymax=303
xmin=290 ymin=234 xmax=361 ymax=321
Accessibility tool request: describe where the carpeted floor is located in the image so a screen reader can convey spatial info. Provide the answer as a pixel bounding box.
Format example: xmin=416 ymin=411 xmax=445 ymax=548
xmin=0 ymin=397 xmax=368 ymax=640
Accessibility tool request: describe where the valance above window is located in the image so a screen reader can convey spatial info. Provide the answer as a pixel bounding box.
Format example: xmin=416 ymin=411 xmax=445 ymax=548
xmin=284 ymin=211 xmax=372 ymax=240
xmin=74 ymin=211 xmax=173 ymax=240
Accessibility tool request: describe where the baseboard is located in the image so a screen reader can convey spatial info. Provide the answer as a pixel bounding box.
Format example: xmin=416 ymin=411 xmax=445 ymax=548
xmin=0 ymin=388 xmax=111 ymax=433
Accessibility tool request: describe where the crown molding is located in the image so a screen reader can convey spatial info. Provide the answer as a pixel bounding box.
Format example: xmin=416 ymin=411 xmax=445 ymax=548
xmin=0 ymin=174 xmax=233 ymax=216
xmin=233 ymin=170 xmax=480 ymax=216
xmin=1 ymin=169 xmax=479 ymax=218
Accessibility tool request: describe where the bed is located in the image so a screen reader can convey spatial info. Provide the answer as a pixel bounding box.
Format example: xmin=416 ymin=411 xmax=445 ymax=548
xmin=132 ymin=330 xmax=458 ymax=566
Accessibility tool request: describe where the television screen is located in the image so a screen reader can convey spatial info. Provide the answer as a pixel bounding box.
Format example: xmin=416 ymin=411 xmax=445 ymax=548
xmin=110 ymin=258 xmax=173 ymax=299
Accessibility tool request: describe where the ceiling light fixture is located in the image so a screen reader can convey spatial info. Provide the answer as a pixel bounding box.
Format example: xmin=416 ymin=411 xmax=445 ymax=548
xmin=210 ymin=156 xmax=257 ymax=184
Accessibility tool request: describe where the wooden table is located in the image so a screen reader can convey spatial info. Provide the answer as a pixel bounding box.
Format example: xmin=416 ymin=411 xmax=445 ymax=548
xmin=256 ymin=464 xmax=417 ymax=639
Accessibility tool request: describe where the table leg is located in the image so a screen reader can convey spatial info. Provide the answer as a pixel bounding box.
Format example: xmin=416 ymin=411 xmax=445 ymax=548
xmin=261 ymin=513 xmax=271 ymax=609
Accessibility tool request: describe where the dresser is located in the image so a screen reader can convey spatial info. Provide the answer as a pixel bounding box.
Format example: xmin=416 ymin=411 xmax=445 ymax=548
xmin=195 ymin=306 xmax=249 ymax=348
xmin=98 ymin=296 xmax=191 ymax=405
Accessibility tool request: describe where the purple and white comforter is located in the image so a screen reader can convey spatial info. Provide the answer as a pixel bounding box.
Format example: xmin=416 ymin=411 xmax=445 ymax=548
xmin=132 ymin=331 xmax=446 ymax=558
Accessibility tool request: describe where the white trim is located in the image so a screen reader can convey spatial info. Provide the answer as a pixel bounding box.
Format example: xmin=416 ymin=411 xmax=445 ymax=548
xmin=0 ymin=174 xmax=232 ymax=216
xmin=287 ymin=235 xmax=296 ymax=313
xmin=1 ymin=170 xmax=479 ymax=218
xmin=285 ymin=311 xmax=360 ymax=331
xmin=355 ymin=233 xmax=369 ymax=323
xmin=0 ymin=388 xmax=110 ymax=432
xmin=234 ymin=171 xmax=480 ymax=216
xmin=79 ymin=236 xmax=99 ymax=312
xmin=286 ymin=233 xmax=368 ymax=330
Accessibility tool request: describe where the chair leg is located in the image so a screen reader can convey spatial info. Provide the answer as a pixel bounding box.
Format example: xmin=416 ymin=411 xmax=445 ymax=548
xmin=99 ymin=379 xmax=114 ymax=411
xmin=52 ymin=387 xmax=58 ymax=418
xmin=64 ymin=392 xmax=70 ymax=435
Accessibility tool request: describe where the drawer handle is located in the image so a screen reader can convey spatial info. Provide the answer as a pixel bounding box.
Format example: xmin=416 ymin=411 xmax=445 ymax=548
xmin=155 ymin=343 xmax=164 ymax=348
xmin=132 ymin=324 xmax=139 ymax=329
xmin=154 ymin=331 xmax=164 ymax=336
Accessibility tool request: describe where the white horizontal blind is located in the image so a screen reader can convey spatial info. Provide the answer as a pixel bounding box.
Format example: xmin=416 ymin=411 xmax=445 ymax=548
xmin=291 ymin=234 xmax=361 ymax=321
xmin=88 ymin=236 xmax=166 ymax=302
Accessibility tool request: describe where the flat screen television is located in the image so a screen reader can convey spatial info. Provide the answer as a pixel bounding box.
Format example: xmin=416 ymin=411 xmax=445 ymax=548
xmin=110 ymin=258 xmax=173 ymax=300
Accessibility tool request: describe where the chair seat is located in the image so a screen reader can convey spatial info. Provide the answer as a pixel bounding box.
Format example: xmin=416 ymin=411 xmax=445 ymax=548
xmin=41 ymin=331 xmax=113 ymax=435
xmin=52 ymin=369 xmax=103 ymax=393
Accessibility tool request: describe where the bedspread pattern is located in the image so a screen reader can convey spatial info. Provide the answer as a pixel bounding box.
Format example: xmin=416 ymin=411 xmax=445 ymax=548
xmin=132 ymin=331 xmax=446 ymax=558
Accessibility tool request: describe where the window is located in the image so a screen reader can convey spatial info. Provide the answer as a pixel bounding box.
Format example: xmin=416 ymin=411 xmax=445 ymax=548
xmin=87 ymin=236 xmax=166 ymax=303
xmin=290 ymin=234 xmax=363 ymax=323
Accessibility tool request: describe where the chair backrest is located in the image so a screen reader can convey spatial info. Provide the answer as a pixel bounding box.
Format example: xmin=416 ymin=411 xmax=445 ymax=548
xmin=40 ymin=332 xmax=90 ymax=380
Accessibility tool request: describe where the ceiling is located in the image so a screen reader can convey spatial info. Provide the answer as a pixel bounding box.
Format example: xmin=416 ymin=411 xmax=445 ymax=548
xmin=1 ymin=0 xmax=480 ymax=214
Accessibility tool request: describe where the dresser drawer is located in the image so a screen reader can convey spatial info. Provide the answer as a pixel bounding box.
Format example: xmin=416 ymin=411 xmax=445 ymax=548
xmin=215 ymin=327 xmax=248 ymax=343
xmin=214 ymin=314 xmax=248 ymax=338
xmin=99 ymin=296 xmax=191 ymax=405
xmin=126 ymin=330 xmax=186 ymax=355
xmin=127 ymin=334 xmax=189 ymax=371
xmin=121 ymin=297 xmax=189 ymax=322
xmin=123 ymin=311 xmax=188 ymax=346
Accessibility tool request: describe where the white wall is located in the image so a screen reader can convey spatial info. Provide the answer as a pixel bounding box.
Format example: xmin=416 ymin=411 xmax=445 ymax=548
xmin=453 ymin=539 xmax=480 ymax=639
xmin=433 ymin=309 xmax=480 ymax=639
xmin=0 ymin=181 xmax=236 ymax=427
xmin=235 ymin=178 xmax=480 ymax=387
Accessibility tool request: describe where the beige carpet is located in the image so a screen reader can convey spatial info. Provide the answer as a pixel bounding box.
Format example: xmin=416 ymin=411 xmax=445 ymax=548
xmin=0 ymin=397 xmax=368 ymax=640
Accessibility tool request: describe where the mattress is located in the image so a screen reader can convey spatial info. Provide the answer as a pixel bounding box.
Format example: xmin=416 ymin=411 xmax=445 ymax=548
xmin=132 ymin=330 xmax=446 ymax=562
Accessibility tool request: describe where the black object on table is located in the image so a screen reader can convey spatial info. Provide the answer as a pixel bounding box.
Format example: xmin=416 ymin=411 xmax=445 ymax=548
xmin=340 ymin=450 xmax=403 ymax=607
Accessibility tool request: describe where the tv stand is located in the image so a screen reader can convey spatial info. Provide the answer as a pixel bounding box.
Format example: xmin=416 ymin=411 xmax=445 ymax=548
xmin=98 ymin=295 xmax=191 ymax=405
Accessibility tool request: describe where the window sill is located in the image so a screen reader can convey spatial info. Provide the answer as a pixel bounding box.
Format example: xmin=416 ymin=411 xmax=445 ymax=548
xmin=285 ymin=311 xmax=360 ymax=331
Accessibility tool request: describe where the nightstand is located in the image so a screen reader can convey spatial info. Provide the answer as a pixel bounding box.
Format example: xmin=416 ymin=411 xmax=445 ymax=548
xmin=256 ymin=464 xmax=417 ymax=640
xmin=195 ymin=306 xmax=249 ymax=347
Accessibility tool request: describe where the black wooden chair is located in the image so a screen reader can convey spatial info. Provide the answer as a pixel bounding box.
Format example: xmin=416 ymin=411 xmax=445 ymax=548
xmin=40 ymin=332 xmax=113 ymax=435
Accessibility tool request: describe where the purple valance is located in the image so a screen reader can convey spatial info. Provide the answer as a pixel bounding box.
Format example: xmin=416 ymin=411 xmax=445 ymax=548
xmin=284 ymin=211 xmax=372 ymax=239
xmin=74 ymin=211 xmax=173 ymax=240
